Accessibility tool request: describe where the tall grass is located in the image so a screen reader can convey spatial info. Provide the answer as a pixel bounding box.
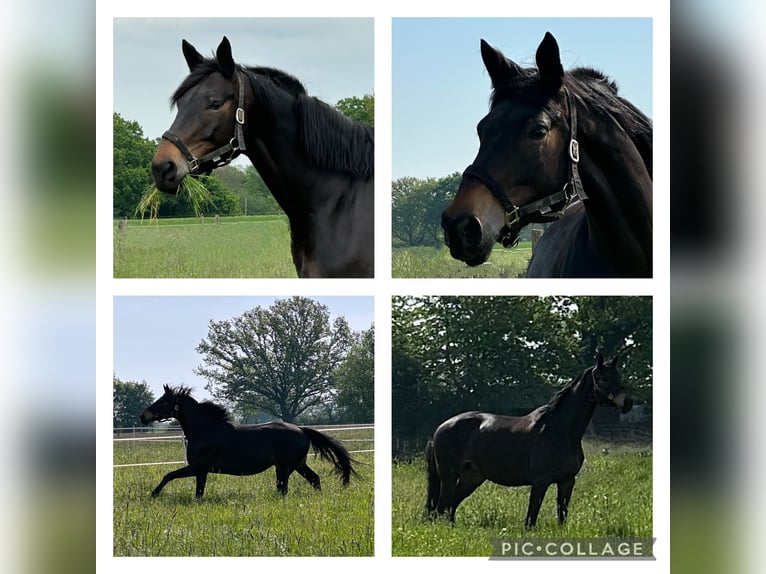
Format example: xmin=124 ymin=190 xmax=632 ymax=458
xmin=392 ymin=440 xmax=652 ymax=556
xmin=113 ymin=215 xmax=295 ymax=278
xmin=113 ymin=431 xmax=374 ymax=556
xmin=392 ymin=245 xmax=531 ymax=278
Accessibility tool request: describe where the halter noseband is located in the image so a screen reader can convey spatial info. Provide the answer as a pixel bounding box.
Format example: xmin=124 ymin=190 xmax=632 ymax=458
xmin=161 ymin=69 xmax=248 ymax=176
xmin=462 ymin=86 xmax=588 ymax=248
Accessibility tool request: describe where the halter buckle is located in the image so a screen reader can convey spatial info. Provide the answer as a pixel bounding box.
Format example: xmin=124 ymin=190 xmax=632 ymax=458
xmin=569 ymin=139 xmax=580 ymax=163
xmin=235 ymin=107 xmax=245 ymax=125
xmin=504 ymin=207 xmax=520 ymax=228
xmin=188 ymin=157 xmax=200 ymax=174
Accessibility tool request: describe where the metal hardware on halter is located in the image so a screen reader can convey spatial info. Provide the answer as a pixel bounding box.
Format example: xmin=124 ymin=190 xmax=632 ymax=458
xmin=569 ymin=139 xmax=579 ymax=163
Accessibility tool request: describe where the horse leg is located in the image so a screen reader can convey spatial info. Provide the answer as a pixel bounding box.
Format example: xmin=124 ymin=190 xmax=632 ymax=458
xmin=449 ymin=471 xmax=485 ymax=523
xmin=275 ymin=465 xmax=293 ymax=496
xmin=524 ymin=482 xmax=550 ymax=529
xmin=556 ymin=476 xmax=576 ymax=524
xmin=151 ymin=465 xmax=198 ymax=498
xmin=195 ymin=472 xmax=208 ymax=499
xmin=435 ymin=471 xmax=459 ymax=523
xmin=296 ymin=463 xmax=322 ymax=490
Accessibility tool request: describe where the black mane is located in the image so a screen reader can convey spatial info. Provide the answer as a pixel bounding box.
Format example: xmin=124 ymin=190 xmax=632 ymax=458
xmin=164 ymin=384 xmax=232 ymax=423
xmin=536 ymin=367 xmax=593 ymax=419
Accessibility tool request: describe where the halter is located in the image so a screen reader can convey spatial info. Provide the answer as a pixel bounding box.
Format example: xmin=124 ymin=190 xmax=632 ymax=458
xmin=462 ymin=86 xmax=588 ymax=248
xmin=161 ymin=69 xmax=248 ymax=176
xmin=590 ymin=367 xmax=617 ymax=403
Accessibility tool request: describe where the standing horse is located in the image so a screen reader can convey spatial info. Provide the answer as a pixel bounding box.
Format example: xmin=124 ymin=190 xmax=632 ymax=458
xmin=441 ymin=32 xmax=652 ymax=277
xmin=425 ymin=354 xmax=632 ymax=528
xmin=140 ymin=385 xmax=356 ymax=499
xmin=151 ymin=37 xmax=374 ymax=278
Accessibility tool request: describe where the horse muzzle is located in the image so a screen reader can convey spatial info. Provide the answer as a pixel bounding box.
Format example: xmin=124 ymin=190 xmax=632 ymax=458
xmin=441 ymin=213 xmax=493 ymax=266
xmin=140 ymin=409 xmax=158 ymax=425
xmin=610 ymin=391 xmax=633 ymax=414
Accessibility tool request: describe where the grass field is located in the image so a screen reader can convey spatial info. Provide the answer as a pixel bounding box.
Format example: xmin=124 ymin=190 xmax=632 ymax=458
xmin=113 ymin=427 xmax=374 ymax=556
xmin=392 ymin=439 xmax=652 ymax=556
xmin=392 ymin=244 xmax=531 ymax=278
xmin=113 ymin=215 xmax=296 ymax=278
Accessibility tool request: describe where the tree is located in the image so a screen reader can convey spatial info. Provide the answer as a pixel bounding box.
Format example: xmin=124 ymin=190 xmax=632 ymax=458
xmin=195 ymin=297 xmax=352 ymax=422
xmin=113 ymin=112 xmax=156 ymax=217
xmin=392 ymin=173 xmax=461 ymax=247
xmin=334 ymin=325 xmax=375 ymax=423
xmin=336 ymin=94 xmax=374 ymax=127
xmin=113 ymin=376 xmax=155 ymax=428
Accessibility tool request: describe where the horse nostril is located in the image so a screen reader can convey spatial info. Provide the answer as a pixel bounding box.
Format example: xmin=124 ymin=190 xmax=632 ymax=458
xmin=457 ymin=216 xmax=482 ymax=241
xmin=152 ymin=160 xmax=177 ymax=184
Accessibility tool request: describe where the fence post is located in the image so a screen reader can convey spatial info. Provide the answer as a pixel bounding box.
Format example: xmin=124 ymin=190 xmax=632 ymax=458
xmin=215 ymin=214 xmax=220 ymax=225
xmin=531 ymin=228 xmax=543 ymax=252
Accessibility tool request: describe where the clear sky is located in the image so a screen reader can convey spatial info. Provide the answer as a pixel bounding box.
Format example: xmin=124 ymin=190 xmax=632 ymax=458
xmin=113 ymin=18 xmax=374 ymax=142
xmin=392 ymin=18 xmax=652 ymax=180
xmin=113 ymin=296 xmax=374 ymax=403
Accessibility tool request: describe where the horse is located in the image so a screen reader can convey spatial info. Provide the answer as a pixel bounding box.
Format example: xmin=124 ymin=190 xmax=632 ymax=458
xmin=425 ymin=354 xmax=632 ymax=528
xmin=151 ymin=36 xmax=374 ymax=278
xmin=441 ymin=32 xmax=652 ymax=277
xmin=139 ymin=385 xmax=357 ymax=499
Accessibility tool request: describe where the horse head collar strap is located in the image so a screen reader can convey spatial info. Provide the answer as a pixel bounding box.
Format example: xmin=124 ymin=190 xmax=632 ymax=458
xmin=590 ymin=368 xmax=616 ymax=402
xmin=463 ymin=86 xmax=588 ymax=248
xmin=162 ymin=69 xmax=248 ymax=176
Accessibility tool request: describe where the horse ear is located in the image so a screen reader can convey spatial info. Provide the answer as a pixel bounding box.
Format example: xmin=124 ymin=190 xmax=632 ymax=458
xmin=216 ymin=36 xmax=236 ymax=79
xmin=535 ymin=32 xmax=564 ymax=91
xmin=163 ymin=383 xmax=170 ymax=394
xmin=480 ymin=39 xmax=521 ymax=88
xmin=609 ymin=354 xmax=621 ymax=367
xmin=182 ymin=39 xmax=206 ymax=71
xmin=596 ymin=353 xmax=605 ymax=369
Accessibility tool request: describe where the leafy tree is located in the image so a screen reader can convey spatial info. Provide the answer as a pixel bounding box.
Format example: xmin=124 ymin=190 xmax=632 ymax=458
xmin=195 ymin=297 xmax=352 ymax=422
xmin=113 ymin=376 xmax=155 ymax=428
xmin=336 ymin=94 xmax=374 ymax=127
xmin=113 ymin=113 xmax=156 ymax=217
xmin=392 ymin=173 xmax=461 ymax=247
xmin=334 ymin=325 xmax=375 ymax=423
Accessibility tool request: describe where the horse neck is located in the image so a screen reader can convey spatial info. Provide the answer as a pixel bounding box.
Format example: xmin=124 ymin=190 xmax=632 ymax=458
xmin=548 ymin=369 xmax=599 ymax=439
xmin=578 ymin=110 xmax=653 ymax=277
xmin=173 ymin=398 xmax=216 ymax=439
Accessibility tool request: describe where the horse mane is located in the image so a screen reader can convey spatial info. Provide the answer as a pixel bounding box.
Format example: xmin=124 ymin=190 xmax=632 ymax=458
xmin=245 ymin=69 xmax=374 ymax=179
xmin=536 ymin=366 xmax=594 ymax=419
xmin=164 ymin=384 xmax=233 ymax=424
xmin=489 ymin=66 xmax=652 ymax=177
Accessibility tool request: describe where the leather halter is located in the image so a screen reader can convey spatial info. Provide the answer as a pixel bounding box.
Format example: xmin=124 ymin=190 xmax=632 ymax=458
xmin=161 ymin=69 xmax=248 ymax=176
xmin=462 ymin=86 xmax=588 ymax=248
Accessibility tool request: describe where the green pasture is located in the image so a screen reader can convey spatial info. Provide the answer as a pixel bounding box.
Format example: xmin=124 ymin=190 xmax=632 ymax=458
xmin=392 ymin=244 xmax=531 ymax=278
xmin=392 ymin=439 xmax=652 ymax=556
xmin=113 ymin=428 xmax=374 ymax=556
xmin=113 ymin=215 xmax=296 ymax=278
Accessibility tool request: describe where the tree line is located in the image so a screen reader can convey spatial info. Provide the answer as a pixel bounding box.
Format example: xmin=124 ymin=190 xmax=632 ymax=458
xmin=392 ymin=296 xmax=652 ymax=452
xmin=114 ymin=94 xmax=374 ymax=219
xmin=113 ymin=297 xmax=374 ymax=428
xmin=391 ymin=173 xmax=536 ymax=248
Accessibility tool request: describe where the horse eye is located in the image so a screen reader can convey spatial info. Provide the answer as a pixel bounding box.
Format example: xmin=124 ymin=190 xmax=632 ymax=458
xmin=209 ymin=100 xmax=224 ymax=110
xmin=529 ymin=126 xmax=548 ymax=140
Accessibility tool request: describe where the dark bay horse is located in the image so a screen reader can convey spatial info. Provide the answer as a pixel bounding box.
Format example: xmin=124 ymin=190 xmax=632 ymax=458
xmin=140 ymin=385 xmax=356 ymax=499
xmin=151 ymin=37 xmax=374 ymax=278
xmin=425 ymin=354 xmax=632 ymax=528
xmin=441 ymin=32 xmax=652 ymax=277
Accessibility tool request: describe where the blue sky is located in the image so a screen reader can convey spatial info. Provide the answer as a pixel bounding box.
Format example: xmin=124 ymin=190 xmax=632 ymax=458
xmin=113 ymin=296 xmax=374 ymax=402
xmin=114 ymin=18 xmax=374 ymax=142
xmin=392 ymin=18 xmax=652 ymax=179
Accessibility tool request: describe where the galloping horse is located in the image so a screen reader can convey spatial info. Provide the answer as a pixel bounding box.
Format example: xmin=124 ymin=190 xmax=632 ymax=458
xmin=140 ymin=385 xmax=357 ymax=499
xmin=151 ymin=37 xmax=374 ymax=277
xmin=425 ymin=354 xmax=632 ymax=527
xmin=441 ymin=33 xmax=652 ymax=277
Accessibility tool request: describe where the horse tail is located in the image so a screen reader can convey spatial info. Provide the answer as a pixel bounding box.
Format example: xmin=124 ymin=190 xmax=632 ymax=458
xmin=300 ymin=427 xmax=358 ymax=485
xmin=424 ymin=438 xmax=440 ymax=518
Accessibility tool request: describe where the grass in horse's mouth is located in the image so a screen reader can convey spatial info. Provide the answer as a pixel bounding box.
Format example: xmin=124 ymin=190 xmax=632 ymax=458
xmin=136 ymin=176 xmax=213 ymax=221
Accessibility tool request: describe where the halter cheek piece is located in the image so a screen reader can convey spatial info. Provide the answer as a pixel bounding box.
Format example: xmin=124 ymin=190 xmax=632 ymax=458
xmin=591 ymin=368 xmax=617 ymax=403
xmin=462 ymin=86 xmax=588 ymax=248
xmin=161 ymin=69 xmax=248 ymax=176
